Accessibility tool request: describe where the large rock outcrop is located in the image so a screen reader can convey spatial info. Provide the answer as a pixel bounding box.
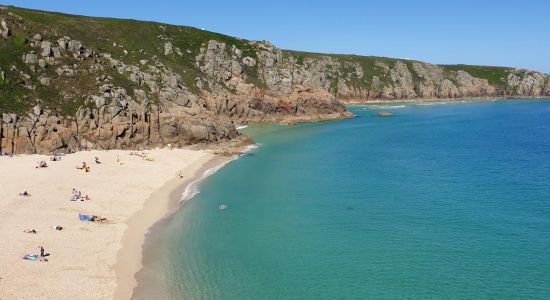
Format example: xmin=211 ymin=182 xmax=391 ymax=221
xmin=0 ymin=7 xmax=548 ymax=154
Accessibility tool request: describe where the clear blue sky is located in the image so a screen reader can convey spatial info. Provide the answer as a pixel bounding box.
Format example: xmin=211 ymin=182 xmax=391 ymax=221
xmin=3 ymin=0 xmax=549 ymax=73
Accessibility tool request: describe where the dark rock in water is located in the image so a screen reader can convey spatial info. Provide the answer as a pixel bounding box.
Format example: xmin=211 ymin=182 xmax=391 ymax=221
xmin=377 ymin=111 xmax=394 ymax=117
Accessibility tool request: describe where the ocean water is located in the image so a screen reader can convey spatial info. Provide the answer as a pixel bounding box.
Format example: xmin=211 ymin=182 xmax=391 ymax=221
xmin=135 ymin=100 xmax=550 ymax=299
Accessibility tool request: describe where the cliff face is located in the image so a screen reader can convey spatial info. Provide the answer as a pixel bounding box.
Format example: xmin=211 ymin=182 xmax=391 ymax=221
xmin=276 ymin=53 xmax=550 ymax=102
xmin=0 ymin=7 xmax=548 ymax=154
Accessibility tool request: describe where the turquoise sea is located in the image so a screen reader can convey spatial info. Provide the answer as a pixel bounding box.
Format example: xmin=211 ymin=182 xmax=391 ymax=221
xmin=135 ymin=100 xmax=550 ymax=299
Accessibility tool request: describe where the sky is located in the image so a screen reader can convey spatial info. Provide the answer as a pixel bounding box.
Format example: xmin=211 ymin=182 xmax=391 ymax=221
xmin=2 ymin=0 xmax=549 ymax=73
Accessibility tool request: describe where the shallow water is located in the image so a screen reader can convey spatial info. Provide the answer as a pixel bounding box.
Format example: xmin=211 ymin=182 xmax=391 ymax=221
xmin=135 ymin=100 xmax=550 ymax=299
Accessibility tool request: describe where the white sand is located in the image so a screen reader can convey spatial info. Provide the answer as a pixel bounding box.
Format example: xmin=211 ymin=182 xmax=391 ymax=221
xmin=0 ymin=149 xmax=218 ymax=299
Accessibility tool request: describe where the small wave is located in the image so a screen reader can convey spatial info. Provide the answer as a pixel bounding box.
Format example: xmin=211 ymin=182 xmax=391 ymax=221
xmin=180 ymin=159 xmax=235 ymax=203
xmin=369 ymin=105 xmax=407 ymax=109
xmin=416 ymin=102 xmax=448 ymax=106
xmin=180 ymin=143 xmax=259 ymax=202
xmin=236 ymin=125 xmax=248 ymax=130
xmin=243 ymin=144 xmax=259 ymax=152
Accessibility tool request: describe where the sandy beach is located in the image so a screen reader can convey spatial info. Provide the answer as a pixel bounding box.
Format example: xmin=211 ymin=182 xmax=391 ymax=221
xmin=0 ymin=148 xmax=226 ymax=299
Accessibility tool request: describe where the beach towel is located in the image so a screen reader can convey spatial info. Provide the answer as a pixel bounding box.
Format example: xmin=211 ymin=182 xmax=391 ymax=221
xmin=23 ymin=255 xmax=38 ymax=261
xmin=79 ymin=213 xmax=92 ymax=222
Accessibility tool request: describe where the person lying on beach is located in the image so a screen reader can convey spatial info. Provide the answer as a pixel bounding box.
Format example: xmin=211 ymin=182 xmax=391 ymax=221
xmin=36 ymin=161 xmax=48 ymax=168
xmin=94 ymin=157 xmax=101 ymax=164
xmin=23 ymin=229 xmax=37 ymax=234
xmin=91 ymin=215 xmax=107 ymax=223
xmin=76 ymin=162 xmax=87 ymax=170
xmin=52 ymin=225 xmax=63 ymax=230
xmin=19 ymin=191 xmax=31 ymax=197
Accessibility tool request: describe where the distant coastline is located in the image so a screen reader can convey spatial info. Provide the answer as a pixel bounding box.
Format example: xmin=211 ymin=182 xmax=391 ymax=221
xmin=343 ymin=96 xmax=550 ymax=105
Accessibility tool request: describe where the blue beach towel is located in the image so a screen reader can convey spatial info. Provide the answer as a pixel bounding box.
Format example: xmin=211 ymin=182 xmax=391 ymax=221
xmin=23 ymin=255 xmax=38 ymax=261
xmin=79 ymin=213 xmax=92 ymax=221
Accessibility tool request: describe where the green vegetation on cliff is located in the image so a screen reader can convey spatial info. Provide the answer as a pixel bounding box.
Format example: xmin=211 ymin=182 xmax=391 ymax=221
xmin=0 ymin=5 xmax=548 ymax=116
xmin=441 ymin=64 xmax=511 ymax=87
xmin=1 ymin=6 xmax=262 ymax=114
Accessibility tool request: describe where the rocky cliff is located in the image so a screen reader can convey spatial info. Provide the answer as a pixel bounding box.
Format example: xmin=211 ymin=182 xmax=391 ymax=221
xmin=0 ymin=6 xmax=548 ymax=154
xmin=282 ymin=53 xmax=550 ymax=102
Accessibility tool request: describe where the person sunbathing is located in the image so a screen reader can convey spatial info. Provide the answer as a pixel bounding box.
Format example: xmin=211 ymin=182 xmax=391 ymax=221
xmin=23 ymin=229 xmax=37 ymax=234
xmin=19 ymin=191 xmax=31 ymax=197
xmin=36 ymin=161 xmax=48 ymax=168
xmin=76 ymin=162 xmax=87 ymax=169
xmin=94 ymin=157 xmax=101 ymax=164
xmin=91 ymin=215 xmax=107 ymax=222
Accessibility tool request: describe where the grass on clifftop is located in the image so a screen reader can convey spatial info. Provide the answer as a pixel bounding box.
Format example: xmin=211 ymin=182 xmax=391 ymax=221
xmin=0 ymin=31 xmax=31 ymax=114
xmin=441 ymin=64 xmax=511 ymax=88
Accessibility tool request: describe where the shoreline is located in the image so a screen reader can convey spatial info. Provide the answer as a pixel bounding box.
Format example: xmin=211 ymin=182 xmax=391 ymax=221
xmin=341 ymin=95 xmax=550 ymax=105
xmin=114 ymin=154 xmax=234 ymax=300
